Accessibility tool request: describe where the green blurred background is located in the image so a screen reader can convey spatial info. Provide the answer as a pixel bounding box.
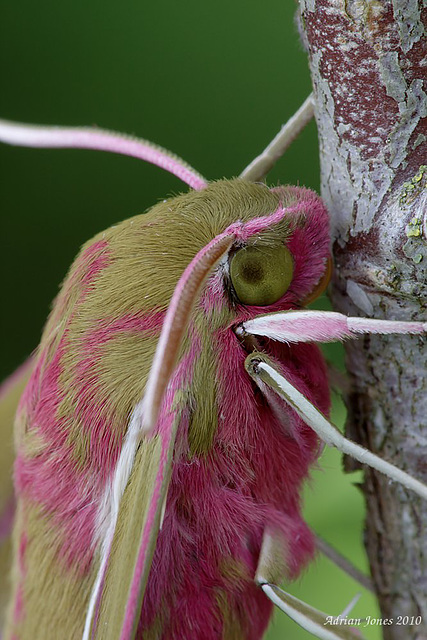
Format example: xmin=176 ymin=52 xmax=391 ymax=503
xmin=0 ymin=1 xmax=380 ymax=637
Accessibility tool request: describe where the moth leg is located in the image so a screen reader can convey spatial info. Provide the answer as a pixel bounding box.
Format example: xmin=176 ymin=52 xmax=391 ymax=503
xmin=255 ymin=529 xmax=365 ymax=640
xmin=240 ymin=94 xmax=315 ymax=181
xmin=245 ymin=352 xmax=427 ymax=501
xmin=315 ymin=536 xmax=374 ymax=593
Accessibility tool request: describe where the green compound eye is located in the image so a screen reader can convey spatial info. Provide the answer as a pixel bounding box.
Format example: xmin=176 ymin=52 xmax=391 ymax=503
xmin=229 ymin=244 xmax=294 ymax=306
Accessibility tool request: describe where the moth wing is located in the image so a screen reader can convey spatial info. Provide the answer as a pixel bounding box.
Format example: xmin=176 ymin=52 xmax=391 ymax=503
xmin=89 ymin=399 xmax=183 ymax=640
xmin=0 ymin=359 xmax=33 ymax=626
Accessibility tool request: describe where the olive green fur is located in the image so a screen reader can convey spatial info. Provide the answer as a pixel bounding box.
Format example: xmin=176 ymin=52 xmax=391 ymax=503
xmin=40 ymin=179 xmax=297 ymax=466
xmin=185 ymin=329 xmax=219 ymax=456
xmin=6 ymin=502 xmax=94 ymax=640
xmin=215 ymin=590 xmax=246 ymax=639
xmin=0 ymin=364 xmax=33 ymax=630
xmin=73 ymin=179 xmax=284 ymax=317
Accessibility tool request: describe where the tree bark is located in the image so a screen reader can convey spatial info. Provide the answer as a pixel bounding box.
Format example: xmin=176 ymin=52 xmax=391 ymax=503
xmin=297 ymin=2 xmax=427 ymax=639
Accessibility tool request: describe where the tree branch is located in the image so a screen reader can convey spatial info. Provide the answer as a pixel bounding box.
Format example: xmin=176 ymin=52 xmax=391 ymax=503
xmin=297 ymin=2 xmax=427 ymax=638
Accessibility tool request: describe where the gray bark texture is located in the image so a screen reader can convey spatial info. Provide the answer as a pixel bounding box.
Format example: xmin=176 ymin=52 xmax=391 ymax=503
xmin=297 ymin=2 xmax=427 ymax=639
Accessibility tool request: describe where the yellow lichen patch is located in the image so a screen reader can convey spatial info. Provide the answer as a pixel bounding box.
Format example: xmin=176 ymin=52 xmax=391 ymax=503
xmin=400 ymin=165 xmax=427 ymax=207
xmin=344 ymin=0 xmax=385 ymax=40
xmin=406 ymin=216 xmax=423 ymax=238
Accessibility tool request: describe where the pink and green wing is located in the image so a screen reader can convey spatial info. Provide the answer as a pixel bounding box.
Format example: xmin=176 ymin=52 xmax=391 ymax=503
xmin=0 ymin=360 xmax=33 ymax=629
xmin=87 ymin=396 xmax=185 ymax=640
xmin=87 ymin=225 xmax=237 ymax=639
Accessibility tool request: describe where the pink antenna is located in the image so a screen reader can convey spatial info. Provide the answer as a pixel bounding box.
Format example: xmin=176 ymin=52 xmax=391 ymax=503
xmin=0 ymin=119 xmax=208 ymax=191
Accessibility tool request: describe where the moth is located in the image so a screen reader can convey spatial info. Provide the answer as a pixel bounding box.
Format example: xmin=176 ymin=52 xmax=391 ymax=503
xmin=0 ymin=103 xmax=426 ymax=640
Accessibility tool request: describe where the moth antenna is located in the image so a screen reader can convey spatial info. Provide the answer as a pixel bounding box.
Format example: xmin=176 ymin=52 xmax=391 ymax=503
xmin=142 ymin=232 xmax=234 ymax=433
xmin=0 ymin=119 xmax=208 ymax=190
xmin=245 ymin=353 xmax=427 ymax=502
xmin=260 ymin=583 xmax=365 ymax=640
xmin=240 ymin=93 xmax=315 ymax=182
xmin=315 ymin=536 xmax=374 ymax=593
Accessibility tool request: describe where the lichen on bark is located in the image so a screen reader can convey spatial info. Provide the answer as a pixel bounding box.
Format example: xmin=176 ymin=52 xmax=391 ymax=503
xmin=297 ymin=1 xmax=427 ymax=638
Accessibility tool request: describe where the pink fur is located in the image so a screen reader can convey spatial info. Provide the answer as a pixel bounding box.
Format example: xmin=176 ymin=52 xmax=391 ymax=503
xmin=15 ymin=238 xmax=114 ymax=571
xmin=129 ymin=191 xmax=332 ymax=636
xmin=225 ymin=206 xmax=288 ymax=241
xmin=134 ymin=327 xmax=330 ymax=639
xmin=73 ymin=241 xmax=111 ymax=287
xmin=10 ymin=182 xmax=333 ymax=638
xmin=91 ymin=350 xmax=197 ymax=638
xmin=46 ymin=240 xmax=111 ymax=325
xmin=200 ymin=190 xmax=330 ymax=318
xmin=245 ymin=311 xmax=349 ymax=343
xmin=13 ymin=587 xmax=24 ymax=625
xmin=16 ymin=232 xmax=164 ymax=572
xmin=15 ymin=312 xmax=165 ymax=571
xmin=283 ymin=188 xmax=331 ymax=303
xmin=73 ymin=311 xmax=164 ymax=472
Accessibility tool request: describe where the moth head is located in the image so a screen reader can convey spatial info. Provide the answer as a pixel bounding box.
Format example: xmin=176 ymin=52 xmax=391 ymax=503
xmin=141 ymin=179 xmax=332 ymax=431
xmin=199 ymin=182 xmax=332 ymax=325
xmin=37 ymin=176 xmax=331 ymax=436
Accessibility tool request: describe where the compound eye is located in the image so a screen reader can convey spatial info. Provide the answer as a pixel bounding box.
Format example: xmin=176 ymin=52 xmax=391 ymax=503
xmin=229 ymin=244 xmax=294 ymax=306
